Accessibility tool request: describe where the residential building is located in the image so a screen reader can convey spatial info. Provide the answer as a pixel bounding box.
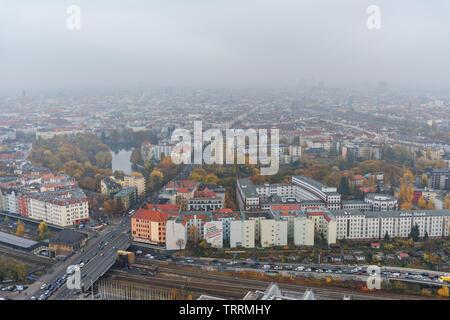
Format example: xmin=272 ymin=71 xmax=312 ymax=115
xmin=229 ymin=219 xmax=256 ymax=248
xmin=29 ymin=189 xmax=89 ymax=227
xmin=100 ymin=176 xmax=122 ymax=198
xmin=260 ymin=219 xmax=288 ymax=247
xmin=188 ymin=187 xmax=224 ymax=211
xmin=293 ymin=215 xmax=315 ymax=246
xmin=123 ymin=175 xmax=146 ymax=197
xmin=334 ymin=209 xmax=450 ymax=240
xmin=303 ymin=207 xmax=337 ymax=244
xmin=114 ymin=187 xmax=137 ymax=210
xmin=131 ymin=206 xmax=168 ymax=245
xmin=364 ymin=193 xmax=398 ymax=211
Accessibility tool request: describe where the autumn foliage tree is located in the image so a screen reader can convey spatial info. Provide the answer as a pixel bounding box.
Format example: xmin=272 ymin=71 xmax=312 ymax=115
xmin=187 ymin=226 xmax=200 ymax=246
xmin=148 ymin=169 xmax=164 ymax=191
xmin=15 ymin=219 xmax=25 ymax=237
xmin=438 ymin=285 xmax=449 ymax=297
xmin=29 ymin=134 xmax=114 ymax=192
xmin=102 ymin=199 xmax=125 ymax=215
xmin=38 ymin=221 xmax=51 ymax=239
xmin=445 ymin=196 xmax=450 ymax=210
xmin=417 ymin=196 xmax=427 ymax=209
xmin=398 ymin=168 xmax=414 ymax=210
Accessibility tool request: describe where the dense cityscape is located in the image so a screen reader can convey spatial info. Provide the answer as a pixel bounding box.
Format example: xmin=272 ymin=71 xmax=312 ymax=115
xmin=1 ymin=1 xmax=449 ymax=311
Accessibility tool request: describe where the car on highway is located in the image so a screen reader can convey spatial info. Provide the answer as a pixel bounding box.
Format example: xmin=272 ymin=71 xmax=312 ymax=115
xmin=332 ymin=269 xmax=342 ymax=274
xmin=273 ymin=265 xmax=282 ymax=270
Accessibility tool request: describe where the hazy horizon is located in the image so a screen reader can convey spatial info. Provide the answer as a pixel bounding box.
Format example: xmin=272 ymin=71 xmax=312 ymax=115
xmin=1 ymin=1 xmax=450 ymax=92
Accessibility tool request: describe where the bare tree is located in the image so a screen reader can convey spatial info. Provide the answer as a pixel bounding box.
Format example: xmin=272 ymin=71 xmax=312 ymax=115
xmin=176 ymin=238 xmax=185 ymax=250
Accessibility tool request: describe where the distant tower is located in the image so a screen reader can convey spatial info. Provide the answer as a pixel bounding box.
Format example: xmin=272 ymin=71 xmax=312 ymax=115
xmin=21 ymin=89 xmax=26 ymax=106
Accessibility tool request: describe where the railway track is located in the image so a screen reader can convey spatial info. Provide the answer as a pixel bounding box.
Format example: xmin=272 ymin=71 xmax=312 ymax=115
xmin=107 ymin=270 xmax=248 ymax=299
xmin=107 ymin=269 xmax=386 ymax=300
xmin=144 ymin=263 xmax=434 ymax=300
xmin=0 ymin=245 xmax=54 ymax=267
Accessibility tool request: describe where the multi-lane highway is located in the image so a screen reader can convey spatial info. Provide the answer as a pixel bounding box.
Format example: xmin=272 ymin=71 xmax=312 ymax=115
xmin=18 ymin=219 xmax=131 ymax=300
xmin=52 ymin=227 xmax=131 ymax=300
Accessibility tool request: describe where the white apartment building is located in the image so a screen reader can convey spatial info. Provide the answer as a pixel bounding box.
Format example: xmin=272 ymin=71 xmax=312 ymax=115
xmin=255 ymin=183 xmax=295 ymax=198
xmin=5 ymin=191 xmax=18 ymax=214
xmin=364 ymin=193 xmax=398 ymax=211
xmin=334 ymin=209 xmax=450 ymax=240
xmin=237 ymin=176 xmax=344 ymax=212
xmin=260 ymin=219 xmax=288 ymax=248
xmin=28 ymin=189 xmax=89 ymax=227
xmin=292 ymin=175 xmax=342 ymax=210
xmin=304 ymin=208 xmax=337 ymax=244
xmin=229 ymin=219 xmax=256 ymax=248
xmin=188 ymin=198 xmax=223 ymax=211
xmin=165 ymin=219 xmax=187 ymax=250
xmin=293 ymin=216 xmax=315 ymax=246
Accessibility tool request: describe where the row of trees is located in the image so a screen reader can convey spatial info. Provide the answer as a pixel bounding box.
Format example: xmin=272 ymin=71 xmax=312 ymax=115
xmin=14 ymin=220 xmax=52 ymax=240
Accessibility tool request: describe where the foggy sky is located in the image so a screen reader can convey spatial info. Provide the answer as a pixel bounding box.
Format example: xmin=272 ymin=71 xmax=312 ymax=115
xmin=1 ymin=0 xmax=450 ymax=92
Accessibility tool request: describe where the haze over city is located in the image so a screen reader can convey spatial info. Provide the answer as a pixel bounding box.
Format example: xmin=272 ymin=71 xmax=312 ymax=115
xmin=1 ymin=0 xmax=450 ymax=92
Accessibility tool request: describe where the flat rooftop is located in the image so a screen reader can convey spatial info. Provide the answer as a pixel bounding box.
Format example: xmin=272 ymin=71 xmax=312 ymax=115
xmin=0 ymin=231 xmax=38 ymax=249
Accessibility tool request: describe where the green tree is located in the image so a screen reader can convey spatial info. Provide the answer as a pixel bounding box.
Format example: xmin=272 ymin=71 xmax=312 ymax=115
xmin=408 ymin=224 xmax=420 ymax=242
xmin=338 ymin=176 xmax=351 ymax=196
